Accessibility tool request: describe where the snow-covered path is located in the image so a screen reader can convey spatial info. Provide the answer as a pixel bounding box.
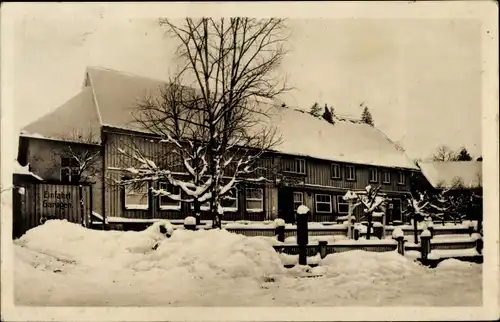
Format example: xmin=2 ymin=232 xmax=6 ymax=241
xmin=14 ymin=220 xmax=482 ymax=306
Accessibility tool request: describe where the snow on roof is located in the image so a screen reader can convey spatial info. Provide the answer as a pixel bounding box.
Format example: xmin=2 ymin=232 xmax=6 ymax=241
xmin=21 ymin=67 xmax=417 ymax=170
xmin=260 ymin=107 xmax=417 ymax=169
xmin=418 ymin=161 xmax=482 ymax=189
xmin=22 ymin=86 xmax=101 ymax=142
xmin=14 ymin=161 xmax=43 ymax=181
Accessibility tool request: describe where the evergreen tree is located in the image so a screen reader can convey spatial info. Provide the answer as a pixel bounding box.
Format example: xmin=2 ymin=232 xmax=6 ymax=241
xmin=455 ymin=147 xmax=472 ymax=161
xmin=309 ymin=102 xmax=321 ymax=117
xmin=322 ymin=104 xmax=334 ymax=124
xmin=360 ymin=104 xmax=374 ymax=126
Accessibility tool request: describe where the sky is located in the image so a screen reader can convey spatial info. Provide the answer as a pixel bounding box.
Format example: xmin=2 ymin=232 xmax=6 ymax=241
xmin=9 ymin=5 xmax=483 ymax=160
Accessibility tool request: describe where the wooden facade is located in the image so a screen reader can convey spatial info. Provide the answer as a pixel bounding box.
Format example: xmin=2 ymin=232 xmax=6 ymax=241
xmin=12 ymin=176 xmax=93 ymax=238
xmin=17 ymin=127 xmax=415 ymax=225
xmin=99 ymin=126 xmax=414 ymax=223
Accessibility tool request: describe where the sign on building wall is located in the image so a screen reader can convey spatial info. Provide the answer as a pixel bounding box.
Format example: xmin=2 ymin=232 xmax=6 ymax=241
xmin=13 ymin=180 xmax=93 ymax=238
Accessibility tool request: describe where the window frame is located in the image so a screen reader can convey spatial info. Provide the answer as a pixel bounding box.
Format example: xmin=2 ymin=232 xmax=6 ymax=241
xmin=220 ymin=187 xmax=238 ymax=212
xmin=124 ymin=182 xmax=150 ymax=210
xmin=337 ymin=195 xmax=349 ymax=214
xmin=331 ymin=163 xmax=341 ymax=179
xmin=60 ymin=157 xmax=80 ymax=183
xmin=382 ymin=170 xmax=391 ymax=184
xmin=369 ymin=168 xmax=379 ymax=183
xmin=245 ymin=187 xmax=264 ymax=212
xmin=293 ymin=158 xmax=306 ymax=174
xmin=346 ymin=165 xmax=356 ymax=181
xmin=315 ymin=193 xmax=332 ymax=213
xmin=398 ymin=171 xmax=406 ymax=185
xmin=293 ymin=191 xmax=304 ymax=211
xmin=158 ymin=182 xmax=181 ymax=211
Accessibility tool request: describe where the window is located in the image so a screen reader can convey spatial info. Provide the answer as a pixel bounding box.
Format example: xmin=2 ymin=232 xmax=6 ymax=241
xmin=220 ymin=187 xmax=238 ymax=212
xmin=398 ymin=171 xmax=405 ymax=185
xmin=337 ymin=196 xmax=349 ymax=214
xmin=159 ymin=182 xmax=181 ymax=210
xmin=60 ymin=157 xmax=80 ymax=183
xmin=346 ymin=165 xmax=356 ymax=181
xmin=246 ymin=188 xmax=263 ymax=212
xmin=293 ymin=192 xmax=303 ymax=211
xmin=124 ymin=183 xmax=149 ymax=210
xmin=293 ymin=158 xmax=306 ymax=174
xmin=383 ymin=170 xmax=391 ymax=184
xmin=331 ymin=163 xmax=341 ymax=179
xmin=315 ymin=194 xmax=332 ymax=213
xmin=370 ymin=168 xmax=378 ymax=183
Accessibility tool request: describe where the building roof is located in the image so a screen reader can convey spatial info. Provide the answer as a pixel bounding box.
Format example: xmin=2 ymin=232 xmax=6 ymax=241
xmin=418 ymin=161 xmax=482 ymax=189
xmin=21 ymin=66 xmax=418 ymax=170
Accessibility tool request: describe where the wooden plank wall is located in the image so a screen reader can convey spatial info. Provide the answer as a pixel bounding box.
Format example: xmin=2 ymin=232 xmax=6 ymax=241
xmin=104 ymin=131 xmax=274 ymax=221
xmin=13 ymin=182 xmax=93 ymax=238
xmin=280 ymin=155 xmax=411 ymax=192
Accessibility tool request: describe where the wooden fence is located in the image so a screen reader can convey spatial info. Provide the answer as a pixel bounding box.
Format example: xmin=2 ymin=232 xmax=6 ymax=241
xmin=12 ymin=180 xmax=93 ymax=238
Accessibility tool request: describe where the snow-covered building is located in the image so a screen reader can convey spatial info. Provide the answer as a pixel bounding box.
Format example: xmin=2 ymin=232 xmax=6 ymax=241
xmin=415 ymin=161 xmax=482 ymax=193
xmin=18 ymin=67 xmax=418 ymax=224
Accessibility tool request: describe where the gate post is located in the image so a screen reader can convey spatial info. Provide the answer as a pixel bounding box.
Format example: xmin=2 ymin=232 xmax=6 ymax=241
xmin=296 ymin=205 xmax=309 ymax=266
xmin=79 ymin=185 xmax=85 ymax=227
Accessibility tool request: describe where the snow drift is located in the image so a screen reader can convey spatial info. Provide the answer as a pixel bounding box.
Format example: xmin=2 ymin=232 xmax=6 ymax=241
xmin=14 ymin=220 xmax=482 ymax=306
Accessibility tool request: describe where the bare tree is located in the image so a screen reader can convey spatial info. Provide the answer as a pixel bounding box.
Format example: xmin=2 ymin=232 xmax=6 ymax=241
xmin=52 ymin=130 xmax=101 ymax=183
xmin=432 ymin=145 xmax=457 ymax=162
xmin=116 ymin=18 xmax=289 ymax=228
xmin=348 ymin=185 xmax=387 ymax=240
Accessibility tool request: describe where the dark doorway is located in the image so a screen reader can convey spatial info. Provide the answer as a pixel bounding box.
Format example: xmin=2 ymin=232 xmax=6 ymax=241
xmin=278 ymin=187 xmax=294 ymax=224
xmin=392 ymin=198 xmax=402 ymax=222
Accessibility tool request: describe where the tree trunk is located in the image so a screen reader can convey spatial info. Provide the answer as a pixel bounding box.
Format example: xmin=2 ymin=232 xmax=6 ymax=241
xmin=194 ymin=199 xmax=201 ymax=225
xmin=413 ymin=215 xmax=419 ymax=244
xmin=366 ymin=213 xmax=372 ymax=240
xmin=211 ymin=197 xmax=222 ymax=229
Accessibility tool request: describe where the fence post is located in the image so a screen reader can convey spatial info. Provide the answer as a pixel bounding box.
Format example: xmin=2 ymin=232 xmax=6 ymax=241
xmin=78 ymin=185 xmax=85 ymax=227
xmin=476 ymin=237 xmax=483 ymax=255
xmin=318 ymin=240 xmax=328 ymax=259
xmin=184 ymin=216 xmax=197 ymax=231
xmin=420 ymin=229 xmax=432 ymax=262
xmin=274 ymin=218 xmax=285 ymax=242
xmin=353 ymin=226 xmax=360 ymax=241
xmin=296 ymin=205 xmax=309 ymax=266
xmin=392 ymin=228 xmax=405 ymax=256
xmin=373 ymin=223 xmax=383 ymax=239
xmin=427 ymin=221 xmax=434 ymax=238
xmin=468 ymin=221 xmax=474 ymax=236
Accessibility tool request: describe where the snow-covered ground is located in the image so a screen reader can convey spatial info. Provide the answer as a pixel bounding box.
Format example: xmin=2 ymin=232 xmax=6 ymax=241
xmin=14 ymin=220 xmax=482 ymax=306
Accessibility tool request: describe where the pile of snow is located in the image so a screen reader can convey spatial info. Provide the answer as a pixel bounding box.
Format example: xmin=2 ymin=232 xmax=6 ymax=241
xmin=183 ymin=216 xmax=197 ymax=226
xmin=15 ymin=220 xmax=169 ymax=269
xmin=14 ymin=220 xmax=482 ymax=306
xmin=320 ymin=250 xmax=424 ymax=278
xmin=436 ymin=258 xmax=478 ymax=270
xmin=148 ymin=229 xmax=285 ymax=280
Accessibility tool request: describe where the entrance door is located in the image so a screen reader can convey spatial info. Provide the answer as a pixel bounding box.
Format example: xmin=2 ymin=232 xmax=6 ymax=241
xmin=392 ymin=198 xmax=402 ymax=222
xmin=278 ymin=187 xmax=294 ymax=223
